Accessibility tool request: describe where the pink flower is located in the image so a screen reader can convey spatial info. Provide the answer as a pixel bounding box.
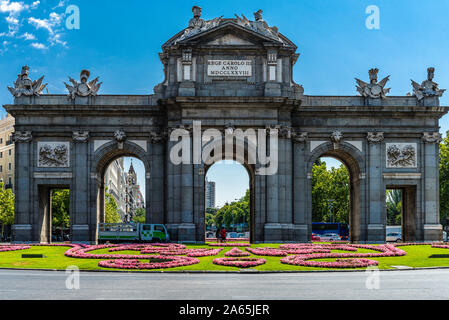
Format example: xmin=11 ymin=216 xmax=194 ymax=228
xmin=213 ymin=257 xmax=266 ymax=268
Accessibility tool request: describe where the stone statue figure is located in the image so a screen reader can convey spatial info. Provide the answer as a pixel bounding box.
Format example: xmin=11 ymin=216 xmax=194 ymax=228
xmin=411 ymin=67 xmax=445 ymax=101
xmin=355 ymin=68 xmax=390 ymax=99
xmin=175 ymin=6 xmax=223 ymax=44
xmin=188 ymin=6 xmax=206 ymax=30
xmin=65 ymin=69 xmax=102 ymax=99
xmin=8 ymin=65 xmax=47 ymax=97
xmin=235 ymin=9 xmax=280 ymax=41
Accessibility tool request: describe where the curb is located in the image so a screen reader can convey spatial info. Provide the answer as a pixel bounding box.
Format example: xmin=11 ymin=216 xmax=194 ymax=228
xmin=1 ymin=265 xmax=449 ymax=274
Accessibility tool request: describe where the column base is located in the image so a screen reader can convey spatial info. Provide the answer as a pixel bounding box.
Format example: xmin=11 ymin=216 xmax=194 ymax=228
xmin=366 ymin=224 xmax=385 ymax=243
xmin=166 ymin=223 xmax=197 ymax=243
xmin=12 ymin=224 xmax=33 ymax=242
xmin=424 ymin=224 xmax=443 ymax=242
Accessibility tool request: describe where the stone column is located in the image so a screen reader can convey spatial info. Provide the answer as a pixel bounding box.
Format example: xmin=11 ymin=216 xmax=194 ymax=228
xmin=277 ymin=128 xmax=294 ymax=241
xmin=165 ymin=138 xmax=179 ymax=241
xmin=292 ymin=132 xmax=308 ymax=242
xmin=193 ymin=164 xmax=205 ymax=242
xmin=264 ymin=127 xmax=280 ymax=242
xmin=366 ymin=132 xmax=385 ymax=243
xmin=72 ymin=132 xmax=90 ymax=242
xmin=254 ymin=166 xmax=266 ymax=243
xmin=422 ymin=132 xmax=443 ymax=241
xmin=11 ymin=131 xmax=33 ymax=242
xmin=179 ymin=130 xmax=195 ymax=242
xmin=147 ymin=138 xmax=165 ymax=224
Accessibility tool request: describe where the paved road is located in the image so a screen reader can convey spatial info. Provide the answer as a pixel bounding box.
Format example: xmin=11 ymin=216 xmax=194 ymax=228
xmin=1 ymin=268 xmax=449 ymax=300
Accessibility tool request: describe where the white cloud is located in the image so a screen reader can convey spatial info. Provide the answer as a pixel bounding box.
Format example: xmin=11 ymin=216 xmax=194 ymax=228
xmin=28 ymin=12 xmax=63 ymax=34
xmin=5 ymin=14 xmax=17 ymax=24
xmin=31 ymin=42 xmax=47 ymax=50
xmin=19 ymin=32 xmax=35 ymax=40
xmin=52 ymin=0 xmax=66 ymax=10
xmin=31 ymin=1 xmax=39 ymax=9
xmin=0 ymin=2 xmax=68 ymax=50
xmin=0 ymin=1 xmax=27 ymax=14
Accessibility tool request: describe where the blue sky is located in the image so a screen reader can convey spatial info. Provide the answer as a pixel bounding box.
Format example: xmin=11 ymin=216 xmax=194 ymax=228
xmin=2 ymin=0 xmax=449 ymax=206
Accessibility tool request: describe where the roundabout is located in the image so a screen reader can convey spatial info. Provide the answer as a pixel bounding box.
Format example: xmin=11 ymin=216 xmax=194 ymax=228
xmin=1 ymin=242 xmax=449 ymax=272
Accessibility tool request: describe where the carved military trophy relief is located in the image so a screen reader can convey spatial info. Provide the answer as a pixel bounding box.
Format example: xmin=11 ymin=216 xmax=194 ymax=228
xmin=65 ymin=69 xmax=102 ymax=100
xmin=411 ymin=67 xmax=446 ymax=101
xmin=386 ymin=143 xmax=417 ymax=168
xmin=8 ymin=65 xmax=47 ymax=97
xmin=38 ymin=142 xmax=70 ymax=168
xmin=355 ymin=68 xmax=390 ymax=99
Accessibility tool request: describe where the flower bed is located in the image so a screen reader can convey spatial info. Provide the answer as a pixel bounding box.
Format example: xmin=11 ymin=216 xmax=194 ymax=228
xmin=281 ymin=244 xmax=406 ymax=268
xmin=0 ymin=245 xmax=31 ymax=252
xmin=186 ymin=248 xmax=223 ymax=257
xmin=98 ymin=255 xmax=200 ymax=270
xmin=225 ymin=247 xmax=251 ymax=257
xmin=281 ymin=257 xmax=378 ymax=268
xmin=245 ymin=247 xmax=287 ymax=257
xmin=212 ymin=257 xmax=266 ymax=268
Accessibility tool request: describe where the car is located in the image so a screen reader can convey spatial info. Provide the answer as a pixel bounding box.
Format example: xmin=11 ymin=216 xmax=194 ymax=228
xmin=311 ymin=233 xmax=321 ymax=241
xmin=319 ymin=233 xmax=341 ymax=242
xmin=386 ymin=232 xmax=402 ymax=242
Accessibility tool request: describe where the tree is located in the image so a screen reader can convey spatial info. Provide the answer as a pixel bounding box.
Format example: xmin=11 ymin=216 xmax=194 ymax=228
xmin=312 ymin=160 xmax=349 ymax=223
xmin=386 ymin=189 xmax=402 ymax=225
xmin=132 ymin=208 xmax=146 ymax=224
xmin=213 ymin=190 xmax=250 ymax=230
xmin=0 ymin=182 xmax=14 ymax=239
xmin=440 ymin=131 xmax=449 ymax=223
xmin=105 ymin=190 xmax=121 ymax=223
xmin=51 ymin=189 xmax=70 ymax=231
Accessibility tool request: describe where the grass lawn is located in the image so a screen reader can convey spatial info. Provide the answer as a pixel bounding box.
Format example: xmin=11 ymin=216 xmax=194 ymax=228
xmin=1 ymin=242 xmax=449 ymax=272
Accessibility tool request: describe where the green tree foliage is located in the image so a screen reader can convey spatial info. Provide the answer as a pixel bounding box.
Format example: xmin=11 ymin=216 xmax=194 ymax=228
xmin=312 ymin=160 xmax=349 ymax=223
xmin=205 ymin=207 xmax=218 ymax=228
xmin=0 ymin=182 xmax=15 ymax=238
xmin=386 ymin=189 xmax=402 ymax=225
xmin=210 ymin=189 xmax=250 ymax=230
xmin=440 ymin=132 xmax=449 ymax=223
xmin=105 ymin=190 xmax=122 ymax=223
xmin=132 ymin=207 xmax=146 ymax=224
xmin=51 ymin=189 xmax=70 ymax=230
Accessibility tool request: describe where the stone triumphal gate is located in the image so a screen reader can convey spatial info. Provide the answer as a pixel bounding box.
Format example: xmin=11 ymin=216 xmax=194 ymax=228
xmin=4 ymin=7 xmax=448 ymax=243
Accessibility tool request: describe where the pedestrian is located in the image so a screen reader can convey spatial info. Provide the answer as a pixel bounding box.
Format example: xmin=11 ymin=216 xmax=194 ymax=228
xmin=215 ymin=227 xmax=221 ymax=243
xmin=221 ymin=227 xmax=227 ymax=243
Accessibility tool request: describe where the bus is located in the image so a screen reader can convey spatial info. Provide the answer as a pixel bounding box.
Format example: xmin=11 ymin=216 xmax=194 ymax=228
xmin=312 ymin=222 xmax=349 ymax=240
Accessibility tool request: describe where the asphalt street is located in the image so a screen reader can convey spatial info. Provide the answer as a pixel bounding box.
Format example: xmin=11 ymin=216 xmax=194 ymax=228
xmin=1 ymin=268 xmax=449 ymax=300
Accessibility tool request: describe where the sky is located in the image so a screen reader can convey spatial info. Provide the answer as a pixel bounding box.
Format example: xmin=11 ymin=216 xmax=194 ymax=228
xmin=2 ymin=0 xmax=449 ymax=206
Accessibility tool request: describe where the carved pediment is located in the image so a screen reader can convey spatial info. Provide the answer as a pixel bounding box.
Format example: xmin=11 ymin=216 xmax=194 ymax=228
xmin=163 ymin=19 xmax=296 ymax=50
xmin=204 ymin=33 xmax=255 ymax=46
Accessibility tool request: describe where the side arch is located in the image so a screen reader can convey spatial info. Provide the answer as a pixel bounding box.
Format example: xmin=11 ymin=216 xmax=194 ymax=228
xmin=306 ymin=141 xmax=366 ymax=243
xmin=89 ymin=140 xmax=151 ymax=238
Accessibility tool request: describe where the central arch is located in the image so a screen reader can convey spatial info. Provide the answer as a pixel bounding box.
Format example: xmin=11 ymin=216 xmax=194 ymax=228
xmin=202 ymin=136 xmax=256 ymax=243
xmin=307 ymin=142 xmax=365 ymax=243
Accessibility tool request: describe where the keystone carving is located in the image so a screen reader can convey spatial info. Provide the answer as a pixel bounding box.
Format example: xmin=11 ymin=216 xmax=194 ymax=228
xmin=12 ymin=131 xmax=32 ymax=143
xmin=367 ymin=132 xmax=384 ymax=144
xmin=72 ymin=131 xmax=89 ymax=143
xmin=422 ymin=132 xmax=442 ymax=144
